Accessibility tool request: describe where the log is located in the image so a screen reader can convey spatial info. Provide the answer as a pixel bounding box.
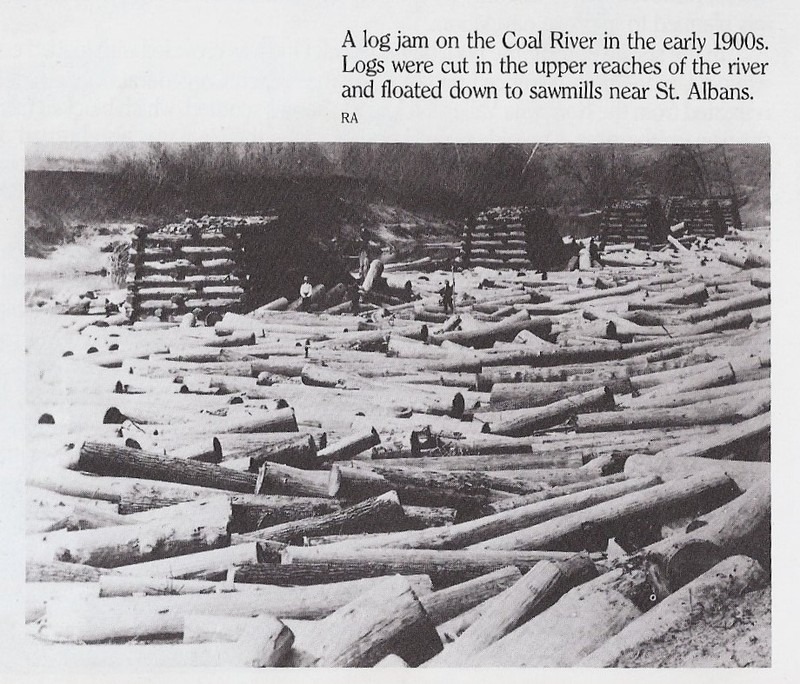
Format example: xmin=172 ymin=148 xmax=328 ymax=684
xmin=254 ymin=461 xmax=332 ymax=497
xmin=314 ymin=476 xmax=658 ymax=552
xmin=374 ymin=654 xmax=409 ymax=667
xmin=282 ymin=546 xmax=579 ymax=588
xmin=623 ymin=453 xmax=768 ymax=492
xmin=489 ymin=379 xmax=629 ymax=411
xmin=112 ymin=542 xmax=260 ymax=579
xmin=36 ymin=575 xmax=434 ymax=642
xmin=580 ymin=555 xmax=767 ymax=667
xmin=622 ymin=377 xmax=769 ymax=410
xmin=485 ymin=474 xmax=630 ymax=515
xmin=29 ymin=497 xmax=232 ymax=568
xmin=362 ymin=259 xmax=385 ymax=291
xmin=644 ymin=477 xmax=770 ymax=586
xmin=426 ymin=554 xmax=598 ymax=665
xmin=403 ymin=505 xmax=458 ymax=529
xmin=680 ymin=290 xmax=770 ymax=323
xmin=466 ymin=568 xmax=644 ymax=666
xmin=417 ymin=566 xmax=523 ymax=624
xmin=242 ymin=434 xmax=319 ymax=471
xmin=473 ymin=472 xmax=738 ymax=551
xmin=571 ymin=398 xmax=750 ymax=432
xmin=229 ymin=494 xmax=343 ymax=533
xmin=305 ymin=574 xmax=442 ymax=667
xmin=233 ymin=491 xmax=405 ymax=544
xmin=634 ymin=360 xmax=736 ymax=400
xmin=484 ymin=387 xmax=615 ymax=437
xmin=97 ymin=575 xmax=265 ymax=597
xmin=316 ymin=428 xmax=380 ymax=462
xmin=654 ymin=412 xmax=770 ymax=460
xmin=430 ymin=312 xmax=552 ymax=349
xmin=75 ymin=441 xmax=258 ymax=493
xmin=26 ymin=560 xmax=116 ymax=583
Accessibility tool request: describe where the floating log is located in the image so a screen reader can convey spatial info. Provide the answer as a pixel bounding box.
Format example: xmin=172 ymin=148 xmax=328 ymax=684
xmin=29 ymin=498 xmax=232 ymax=568
xmin=113 ymin=542 xmax=261 ymax=579
xmin=242 ymin=434 xmax=319 ymax=471
xmin=473 ymin=472 xmax=738 ymax=551
xmin=229 ymin=494 xmax=343 ymax=533
xmin=465 ymin=567 xmax=645 ymax=666
xmin=36 ymin=574 xmax=434 ymax=642
xmin=233 ymin=491 xmax=404 ymax=544
xmin=316 ymin=428 xmax=380 ymax=462
xmin=623 ymin=453 xmax=768 ymax=492
xmin=654 ymin=412 xmax=770 ymax=460
xmin=418 ymin=566 xmax=523 ymax=625
xmin=427 ymin=554 xmax=598 ymax=665
xmin=283 ymin=546 xmax=582 ymax=588
xmin=305 ymin=574 xmax=442 ymax=667
xmin=254 ymin=461 xmax=332 ymax=498
xmin=26 ymin=560 xmax=116 ymax=583
xmin=580 ymin=555 xmax=767 ymax=667
xmin=430 ymin=312 xmax=552 ymax=349
xmin=484 ymin=387 xmax=615 ymax=437
xmin=75 ymin=441 xmax=258 ymax=493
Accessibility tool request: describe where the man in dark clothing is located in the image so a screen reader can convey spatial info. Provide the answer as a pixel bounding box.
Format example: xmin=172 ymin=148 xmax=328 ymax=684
xmin=589 ymin=238 xmax=602 ymax=268
xmin=439 ymin=279 xmax=454 ymax=314
xmin=566 ymin=237 xmax=581 ymax=271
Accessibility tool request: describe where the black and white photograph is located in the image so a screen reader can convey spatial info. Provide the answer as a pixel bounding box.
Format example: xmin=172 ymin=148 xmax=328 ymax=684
xmin=22 ymin=141 xmax=771 ymax=667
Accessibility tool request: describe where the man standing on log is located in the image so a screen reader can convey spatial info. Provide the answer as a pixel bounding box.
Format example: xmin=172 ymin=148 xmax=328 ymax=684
xmin=299 ymin=275 xmax=313 ymax=311
xmin=440 ymin=278 xmax=454 ymax=314
xmin=358 ymin=225 xmax=371 ymax=281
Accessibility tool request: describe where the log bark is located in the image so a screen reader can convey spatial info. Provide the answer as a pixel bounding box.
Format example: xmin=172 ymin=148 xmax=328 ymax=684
xmin=484 ymin=387 xmax=615 ymax=437
xmin=489 ymin=379 xmax=629 ymax=411
xmin=623 ymin=453 xmax=768 ymax=492
xmin=254 ymin=461 xmax=332 ymax=497
xmin=314 ymin=476 xmax=657 ymax=552
xmin=112 ymin=542 xmax=261 ymax=579
xmin=242 ymin=434 xmax=319 ymax=471
xmin=316 ymin=427 xmax=380 ymax=462
xmin=580 ymin=555 xmax=767 ymax=667
xmin=426 ymin=554 xmax=598 ymax=665
xmin=228 ymin=493 xmax=343 ymax=533
xmin=644 ymin=477 xmax=770 ymax=584
xmin=97 ymin=575 xmax=264 ymax=597
xmin=76 ymin=441 xmax=258 ymax=493
xmin=36 ymin=574 xmax=434 ymax=642
xmin=654 ymin=412 xmax=770 ymax=460
xmin=233 ymin=491 xmax=405 ymax=544
xmin=304 ymin=574 xmax=442 ymax=667
xmin=282 ymin=546 xmax=578 ymax=588
xmin=28 ymin=498 xmax=232 ymax=568
xmin=465 ymin=568 xmax=644 ymax=666
xmin=417 ymin=566 xmax=523 ymax=624
xmin=26 ymin=560 xmax=116 ymax=583
xmin=571 ymin=397 xmax=750 ymax=432
xmin=473 ymin=472 xmax=738 ymax=551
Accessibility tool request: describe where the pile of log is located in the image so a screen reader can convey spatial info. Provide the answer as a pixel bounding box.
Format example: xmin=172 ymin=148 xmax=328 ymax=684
xmin=25 ymin=223 xmax=770 ymax=667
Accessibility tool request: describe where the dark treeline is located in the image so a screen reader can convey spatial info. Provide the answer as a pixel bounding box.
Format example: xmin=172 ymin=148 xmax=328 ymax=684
xmin=97 ymin=142 xmax=768 ymax=218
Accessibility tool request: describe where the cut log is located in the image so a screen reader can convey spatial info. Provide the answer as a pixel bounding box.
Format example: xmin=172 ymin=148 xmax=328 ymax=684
xmin=97 ymin=575 xmax=264 ymax=597
xmin=654 ymin=412 xmax=770 ymax=461
xmin=75 ymin=441 xmax=258 ymax=493
xmin=233 ymin=491 xmax=405 ymax=544
xmin=282 ymin=546 xmax=577 ymax=588
xmin=228 ymin=494 xmax=343 ymax=533
xmin=426 ymin=554 xmax=598 ymax=665
xmin=417 ymin=566 xmax=523 ymax=624
xmin=466 ymin=567 xmax=644 ymax=666
xmin=26 ymin=560 xmax=115 ymax=583
xmin=113 ymin=542 xmax=261 ymax=579
xmin=242 ymin=434 xmax=319 ymax=471
xmin=316 ymin=428 xmax=381 ymax=462
xmin=254 ymin=461 xmax=332 ymax=497
xmin=473 ymin=472 xmax=738 ymax=551
xmin=571 ymin=398 xmax=751 ymax=432
xmin=430 ymin=312 xmax=552 ymax=349
xmin=484 ymin=387 xmax=615 ymax=437
xmin=28 ymin=497 xmax=232 ymax=567
xmin=644 ymin=477 xmax=770 ymax=584
xmin=36 ymin=574 xmax=434 ymax=642
xmin=580 ymin=555 xmax=767 ymax=667
xmin=623 ymin=453 xmax=768 ymax=492
xmin=489 ymin=379 xmax=629 ymax=411
xmin=304 ymin=574 xmax=442 ymax=667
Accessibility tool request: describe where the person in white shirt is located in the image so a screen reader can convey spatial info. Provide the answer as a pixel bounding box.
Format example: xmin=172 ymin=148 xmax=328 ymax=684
xmin=299 ymin=275 xmax=313 ymax=310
